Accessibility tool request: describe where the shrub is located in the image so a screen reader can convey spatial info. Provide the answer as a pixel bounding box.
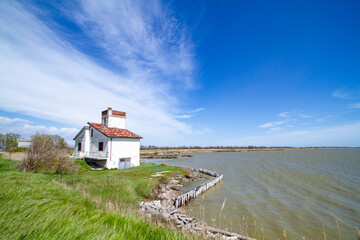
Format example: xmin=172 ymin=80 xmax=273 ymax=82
xmin=11 ymin=147 xmax=28 ymax=153
xmin=19 ymin=134 xmax=78 ymax=174
xmin=0 ymin=133 xmax=20 ymax=151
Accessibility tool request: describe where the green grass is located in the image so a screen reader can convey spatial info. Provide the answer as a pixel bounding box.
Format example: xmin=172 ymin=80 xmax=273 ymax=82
xmin=7 ymin=147 xmax=28 ymax=152
xmin=0 ymin=156 xmax=192 ymax=240
xmin=53 ymin=159 xmax=187 ymax=208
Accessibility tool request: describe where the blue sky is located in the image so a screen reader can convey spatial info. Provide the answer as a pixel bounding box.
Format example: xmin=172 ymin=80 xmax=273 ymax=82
xmin=1 ymin=0 xmax=359 ymax=147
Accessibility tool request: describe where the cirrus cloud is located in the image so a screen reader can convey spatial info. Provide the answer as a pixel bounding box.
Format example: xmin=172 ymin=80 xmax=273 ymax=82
xmin=332 ymin=89 xmax=356 ymax=100
xmin=349 ymin=103 xmax=360 ymax=109
xmin=259 ymin=120 xmax=288 ymax=128
xmin=0 ymin=0 xmax=198 ymax=145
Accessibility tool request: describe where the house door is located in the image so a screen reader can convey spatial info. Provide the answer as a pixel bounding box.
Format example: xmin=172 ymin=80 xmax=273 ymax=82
xmin=119 ymin=158 xmax=131 ymax=169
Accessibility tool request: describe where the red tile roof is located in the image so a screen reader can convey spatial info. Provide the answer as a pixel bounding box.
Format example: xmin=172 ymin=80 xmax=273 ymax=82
xmin=88 ymin=122 xmax=142 ymax=139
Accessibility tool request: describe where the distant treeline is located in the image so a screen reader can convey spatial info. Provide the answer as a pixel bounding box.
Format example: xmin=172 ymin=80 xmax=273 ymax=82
xmin=140 ymin=145 xmax=294 ymax=150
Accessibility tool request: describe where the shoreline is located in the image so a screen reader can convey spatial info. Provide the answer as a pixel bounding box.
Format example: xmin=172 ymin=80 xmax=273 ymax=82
xmin=140 ymin=147 xmax=352 ymax=159
xmin=140 ymin=147 xmax=288 ymax=159
xmin=139 ymin=166 xmax=255 ymax=240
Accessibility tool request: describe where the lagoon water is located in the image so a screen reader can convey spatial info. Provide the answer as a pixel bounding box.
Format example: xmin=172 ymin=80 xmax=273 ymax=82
xmin=145 ymin=149 xmax=360 ymax=239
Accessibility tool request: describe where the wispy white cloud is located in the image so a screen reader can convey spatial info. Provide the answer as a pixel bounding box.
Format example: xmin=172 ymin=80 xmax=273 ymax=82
xmin=222 ymin=122 xmax=360 ymax=147
xmin=259 ymin=120 xmax=288 ymax=128
xmin=0 ymin=116 xmax=30 ymax=125
xmin=349 ymin=103 xmax=360 ymax=109
xmin=175 ymin=107 xmax=205 ymax=119
xmin=0 ymin=116 xmax=79 ymax=144
xmin=298 ymin=113 xmax=313 ymax=118
xmin=332 ymin=89 xmax=356 ymax=99
xmin=190 ymin=108 xmax=205 ymax=113
xmin=263 ymin=112 xmax=317 ymax=134
xmin=175 ymin=114 xmax=192 ymax=119
xmin=278 ymin=112 xmax=290 ymax=118
xmin=0 ymin=0 xmax=197 ymax=145
xmin=265 ymin=127 xmax=284 ymax=134
xmin=69 ymin=0 xmax=195 ymax=89
xmin=279 ymin=111 xmax=314 ymax=119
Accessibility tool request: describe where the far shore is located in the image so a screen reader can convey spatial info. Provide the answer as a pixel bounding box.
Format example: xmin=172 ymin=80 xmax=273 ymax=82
xmin=141 ymin=146 xmax=352 ymax=153
xmin=2 ymin=146 xmax=354 ymax=161
xmin=141 ymin=147 xmax=288 ymax=154
xmin=140 ymin=147 xmax=353 ymax=159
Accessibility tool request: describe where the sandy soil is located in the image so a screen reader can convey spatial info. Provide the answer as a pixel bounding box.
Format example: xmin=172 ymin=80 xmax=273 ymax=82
xmin=1 ymin=152 xmax=26 ymax=160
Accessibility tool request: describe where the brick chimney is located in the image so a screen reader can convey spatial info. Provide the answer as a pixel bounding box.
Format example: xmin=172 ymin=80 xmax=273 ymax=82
xmin=101 ymin=107 xmax=126 ymax=129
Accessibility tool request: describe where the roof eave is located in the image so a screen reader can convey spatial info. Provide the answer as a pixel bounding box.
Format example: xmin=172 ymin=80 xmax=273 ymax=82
xmin=110 ymin=136 xmax=142 ymax=139
xmin=73 ymin=126 xmax=89 ymax=140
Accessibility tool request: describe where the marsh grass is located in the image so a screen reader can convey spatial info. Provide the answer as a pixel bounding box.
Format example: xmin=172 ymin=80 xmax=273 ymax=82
xmin=283 ymin=229 xmax=288 ymax=240
xmin=201 ymin=202 xmax=360 ymax=240
xmin=334 ymin=217 xmax=341 ymax=240
xmin=218 ymin=198 xmax=226 ymax=227
xmin=321 ymin=219 xmax=327 ymax=240
xmin=0 ymin=156 xmax=192 ymax=239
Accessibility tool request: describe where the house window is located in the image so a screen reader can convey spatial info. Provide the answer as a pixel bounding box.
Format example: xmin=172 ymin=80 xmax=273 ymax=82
xmin=99 ymin=142 xmax=104 ymax=151
xmin=91 ymin=129 xmax=93 ymax=137
xmin=78 ymin=142 xmax=82 ymax=151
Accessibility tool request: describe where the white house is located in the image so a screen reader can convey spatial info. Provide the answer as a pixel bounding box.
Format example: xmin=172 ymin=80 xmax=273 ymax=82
xmin=18 ymin=140 xmax=31 ymax=148
xmin=73 ymin=108 xmax=142 ymax=169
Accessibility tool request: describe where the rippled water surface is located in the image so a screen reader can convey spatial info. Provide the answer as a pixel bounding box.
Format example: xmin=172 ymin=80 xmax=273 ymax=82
xmin=145 ymin=149 xmax=360 ymax=239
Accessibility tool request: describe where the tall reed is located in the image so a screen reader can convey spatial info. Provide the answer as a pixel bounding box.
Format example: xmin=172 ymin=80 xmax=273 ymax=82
xmin=218 ymin=198 xmax=227 ymax=227
xmin=320 ymin=219 xmax=327 ymax=240
xmin=283 ymin=229 xmax=288 ymax=240
xmin=334 ymin=217 xmax=341 ymax=240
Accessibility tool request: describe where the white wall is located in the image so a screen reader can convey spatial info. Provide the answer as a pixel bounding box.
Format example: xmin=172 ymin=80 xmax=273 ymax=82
xmin=106 ymin=138 xmax=140 ymax=169
xmin=84 ymin=128 xmax=90 ymax=153
xmin=107 ymin=116 xmax=126 ymax=129
xmin=74 ymin=128 xmax=90 ymax=159
xmin=18 ymin=141 xmax=31 ymax=147
xmin=89 ymin=127 xmax=109 ymax=158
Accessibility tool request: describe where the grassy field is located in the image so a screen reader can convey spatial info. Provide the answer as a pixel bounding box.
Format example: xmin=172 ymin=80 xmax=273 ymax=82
xmin=0 ymin=156 xmax=192 ymax=239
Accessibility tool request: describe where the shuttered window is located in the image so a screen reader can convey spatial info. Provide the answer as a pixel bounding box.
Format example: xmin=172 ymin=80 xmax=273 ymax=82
xmin=99 ymin=142 xmax=104 ymax=151
xmin=78 ymin=142 xmax=82 ymax=151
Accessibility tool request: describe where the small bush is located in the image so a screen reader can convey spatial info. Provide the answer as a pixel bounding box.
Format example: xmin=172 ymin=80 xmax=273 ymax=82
xmin=11 ymin=147 xmax=28 ymax=153
xmin=19 ymin=134 xmax=78 ymax=174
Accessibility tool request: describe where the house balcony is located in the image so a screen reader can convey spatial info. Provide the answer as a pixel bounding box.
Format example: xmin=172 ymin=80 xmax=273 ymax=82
xmin=83 ymin=151 xmax=108 ymax=161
